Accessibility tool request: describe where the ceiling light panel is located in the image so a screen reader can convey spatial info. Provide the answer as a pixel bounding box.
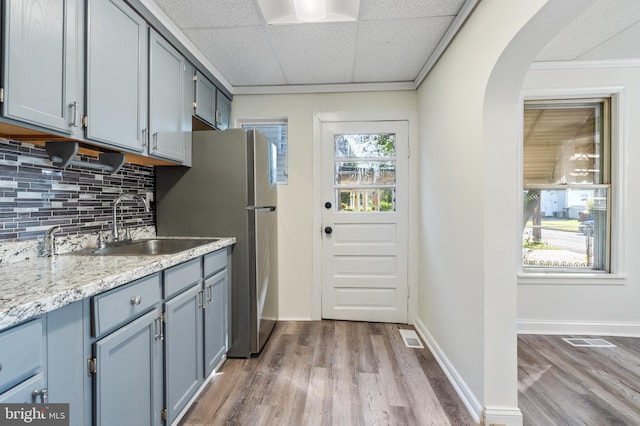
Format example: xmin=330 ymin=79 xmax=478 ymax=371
xmin=257 ymin=0 xmax=359 ymax=24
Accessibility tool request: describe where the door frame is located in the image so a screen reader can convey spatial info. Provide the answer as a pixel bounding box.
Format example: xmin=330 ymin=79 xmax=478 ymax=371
xmin=312 ymin=110 xmax=419 ymax=323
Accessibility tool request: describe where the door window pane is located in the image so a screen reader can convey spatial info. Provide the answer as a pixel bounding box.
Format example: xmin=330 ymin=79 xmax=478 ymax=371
xmin=334 ymin=133 xmax=397 ymax=213
xmin=335 ymin=161 xmax=396 ymax=185
xmin=336 ymin=188 xmax=395 ymax=212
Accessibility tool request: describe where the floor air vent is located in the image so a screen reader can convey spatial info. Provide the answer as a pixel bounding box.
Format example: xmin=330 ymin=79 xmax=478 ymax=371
xmin=563 ymin=338 xmax=616 ymax=348
xmin=399 ymin=329 xmax=424 ymax=349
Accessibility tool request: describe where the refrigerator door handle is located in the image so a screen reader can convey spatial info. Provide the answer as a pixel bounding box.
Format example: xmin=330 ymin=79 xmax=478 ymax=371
xmin=246 ymin=206 xmax=276 ymax=212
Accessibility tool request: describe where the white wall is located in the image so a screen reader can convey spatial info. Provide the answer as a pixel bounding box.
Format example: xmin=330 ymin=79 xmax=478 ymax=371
xmin=415 ymin=0 xmax=593 ymax=423
xmin=518 ymin=63 xmax=640 ymax=336
xmin=231 ymin=91 xmax=417 ymax=320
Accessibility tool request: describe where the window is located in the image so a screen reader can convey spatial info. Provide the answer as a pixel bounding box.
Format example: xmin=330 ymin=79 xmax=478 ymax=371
xmin=241 ymin=121 xmax=288 ymax=184
xmin=522 ymin=98 xmax=611 ymax=272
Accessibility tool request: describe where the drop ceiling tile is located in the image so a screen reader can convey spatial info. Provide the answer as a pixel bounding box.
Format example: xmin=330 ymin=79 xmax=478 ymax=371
xmin=354 ymin=17 xmax=452 ymax=82
xmin=266 ymin=23 xmax=358 ymax=84
xmin=536 ymin=0 xmax=640 ymax=61
xmin=359 ymin=0 xmax=466 ymax=20
xmin=578 ymin=21 xmax=640 ymax=60
xmin=183 ymin=27 xmax=287 ymax=86
xmin=153 ymin=0 xmax=262 ymax=28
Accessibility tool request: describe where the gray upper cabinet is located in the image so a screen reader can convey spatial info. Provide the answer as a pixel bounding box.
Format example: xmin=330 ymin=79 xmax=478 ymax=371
xmin=194 ymin=70 xmax=216 ymax=127
xmin=194 ymin=71 xmax=232 ymax=130
xmin=149 ymin=30 xmax=188 ymax=163
xmin=86 ymin=0 xmax=148 ymax=153
xmin=3 ymin=0 xmax=84 ymax=137
xmin=216 ymin=91 xmax=231 ymax=130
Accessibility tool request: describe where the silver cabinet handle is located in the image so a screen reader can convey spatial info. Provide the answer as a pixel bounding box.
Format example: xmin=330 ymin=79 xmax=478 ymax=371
xmin=32 ymin=388 xmax=47 ymax=403
xmin=142 ymin=128 xmax=148 ymax=148
xmin=207 ymin=285 xmax=213 ymax=303
xmin=152 ymin=132 xmax=158 ymax=150
xmin=70 ymin=101 xmax=79 ymax=127
xmin=130 ymin=296 xmax=142 ymax=305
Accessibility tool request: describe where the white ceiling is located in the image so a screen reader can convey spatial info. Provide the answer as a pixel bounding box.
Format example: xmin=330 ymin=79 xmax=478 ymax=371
xmin=535 ymin=0 xmax=640 ymax=62
xmin=148 ymin=0 xmax=640 ymax=94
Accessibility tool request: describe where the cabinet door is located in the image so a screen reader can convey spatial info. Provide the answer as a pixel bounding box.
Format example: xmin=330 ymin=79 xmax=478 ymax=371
xmin=3 ymin=0 xmax=83 ymax=136
xmin=94 ymin=309 xmax=162 ymax=426
xmin=194 ymin=71 xmax=215 ymax=127
xmin=149 ymin=30 xmax=186 ymax=162
xmin=46 ymin=301 xmax=85 ymax=426
xmin=164 ymin=283 xmax=203 ymax=424
xmin=215 ymin=91 xmax=231 ymax=130
xmin=86 ymin=0 xmax=147 ymax=153
xmin=203 ymin=269 xmax=228 ymax=377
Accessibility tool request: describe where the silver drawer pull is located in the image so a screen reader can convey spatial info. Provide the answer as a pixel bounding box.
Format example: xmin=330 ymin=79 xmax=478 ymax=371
xmin=130 ymin=296 xmax=142 ymax=305
xmin=32 ymin=388 xmax=47 ymax=403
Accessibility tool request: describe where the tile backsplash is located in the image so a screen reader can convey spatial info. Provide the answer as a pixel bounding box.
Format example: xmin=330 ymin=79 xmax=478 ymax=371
xmin=0 ymin=139 xmax=155 ymax=243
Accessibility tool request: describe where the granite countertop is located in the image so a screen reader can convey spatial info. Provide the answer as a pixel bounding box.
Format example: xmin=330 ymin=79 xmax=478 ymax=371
xmin=0 ymin=237 xmax=235 ymax=330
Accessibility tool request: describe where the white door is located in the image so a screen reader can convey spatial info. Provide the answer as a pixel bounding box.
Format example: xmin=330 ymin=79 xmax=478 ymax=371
xmin=321 ymin=121 xmax=409 ymax=323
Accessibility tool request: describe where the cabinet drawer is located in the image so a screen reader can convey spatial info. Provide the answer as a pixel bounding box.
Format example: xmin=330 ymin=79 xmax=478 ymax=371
xmin=204 ymin=249 xmax=227 ymax=277
xmin=164 ymin=258 xmax=201 ymax=299
xmin=92 ymin=274 xmax=161 ymax=337
xmin=0 ymin=318 xmax=44 ymax=393
xmin=0 ymin=373 xmax=45 ymax=403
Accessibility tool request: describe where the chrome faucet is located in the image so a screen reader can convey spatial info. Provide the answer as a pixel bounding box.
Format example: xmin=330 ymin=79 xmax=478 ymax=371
xmin=112 ymin=192 xmax=150 ymax=242
xmin=37 ymin=225 xmax=62 ymax=257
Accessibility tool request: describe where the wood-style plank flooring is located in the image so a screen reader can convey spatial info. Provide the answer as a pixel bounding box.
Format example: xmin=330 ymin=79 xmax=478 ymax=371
xmin=180 ymin=321 xmax=478 ymax=426
xmin=518 ymin=334 xmax=640 ymax=425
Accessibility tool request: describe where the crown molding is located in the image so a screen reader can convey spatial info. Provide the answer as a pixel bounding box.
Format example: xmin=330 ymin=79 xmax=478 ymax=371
xmin=231 ymin=81 xmax=417 ymax=95
xmin=413 ymin=0 xmax=481 ymax=88
xmin=530 ymin=59 xmax=640 ymax=71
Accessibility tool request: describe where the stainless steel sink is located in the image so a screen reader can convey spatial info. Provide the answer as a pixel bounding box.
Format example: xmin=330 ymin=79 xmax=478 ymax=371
xmin=68 ymin=238 xmax=221 ymax=256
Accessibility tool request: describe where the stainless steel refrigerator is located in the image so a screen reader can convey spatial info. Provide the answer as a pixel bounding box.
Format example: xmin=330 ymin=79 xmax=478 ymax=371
xmin=155 ymin=129 xmax=278 ymax=358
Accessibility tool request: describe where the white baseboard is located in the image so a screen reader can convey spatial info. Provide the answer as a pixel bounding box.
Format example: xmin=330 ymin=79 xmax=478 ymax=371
xmin=517 ymin=319 xmax=640 ymax=337
xmin=483 ymin=407 xmax=523 ymax=426
xmin=413 ymin=317 xmax=483 ymax=424
xmin=276 ymin=316 xmax=312 ymax=322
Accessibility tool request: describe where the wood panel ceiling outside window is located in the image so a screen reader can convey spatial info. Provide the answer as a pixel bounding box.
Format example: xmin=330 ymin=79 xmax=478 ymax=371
xmin=523 ymin=103 xmax=604 ymax=186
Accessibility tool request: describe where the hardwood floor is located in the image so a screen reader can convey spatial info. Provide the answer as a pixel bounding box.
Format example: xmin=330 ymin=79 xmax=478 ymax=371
xmin=180 ymin=321 xmax=478 ymax=426
xmin=518 ymin=334 xmax=640 ymax=425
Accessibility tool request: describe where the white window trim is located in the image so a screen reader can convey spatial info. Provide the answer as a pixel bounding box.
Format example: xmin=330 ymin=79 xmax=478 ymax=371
xmin=237 ymin=117 xmax=289 ymax=184
xmin=518 ymin=86 xmax=627 ymax=283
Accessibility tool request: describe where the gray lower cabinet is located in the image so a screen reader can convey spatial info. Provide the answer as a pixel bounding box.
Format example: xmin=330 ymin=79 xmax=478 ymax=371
xmin=203 ymin=248 xmax=231 ymax=377
xmin=86 ymin=0 xmax=148 ymax=153
xmin=46 ymin=300 xmax=86 ymax=426
xmin=203 ymin=269 xmax=228 ymax=376
xmin=164 ymin=283 xmax=203 ymax=424
xmin=93 ymin=308 xmax=163 ymax=426
xmin=3 ymin=0 xmax=84 ymax=137
xmin=0 ymin=317 xmax=46 ymax=403
xmin=91 ymin=273 xmax=163 ymax=426
xmin=0 ymin=247 xmax=231 ymax=425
